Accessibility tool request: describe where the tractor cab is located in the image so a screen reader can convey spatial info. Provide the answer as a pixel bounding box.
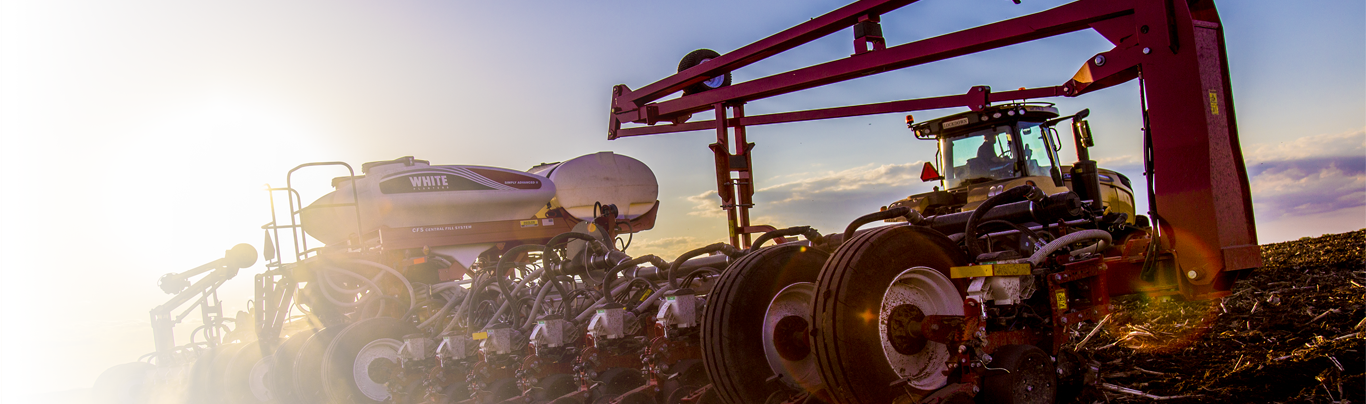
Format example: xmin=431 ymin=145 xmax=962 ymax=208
xmin=891 ymin=103 xmax=1136 ymax=222
xmin=891 ymin=103 xmax=1068 ymax=215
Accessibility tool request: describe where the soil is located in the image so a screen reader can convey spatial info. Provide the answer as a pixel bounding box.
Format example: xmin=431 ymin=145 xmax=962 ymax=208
xmin=1066 ymin=229 xmax=1365 ymax=403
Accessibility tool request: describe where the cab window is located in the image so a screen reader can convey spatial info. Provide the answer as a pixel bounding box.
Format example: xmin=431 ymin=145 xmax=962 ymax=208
xmin=1018 ymin=122 xmax=1056 ymax=178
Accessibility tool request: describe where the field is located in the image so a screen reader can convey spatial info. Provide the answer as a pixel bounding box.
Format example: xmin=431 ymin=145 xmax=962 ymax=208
xmin=1070 ymin=229 xmax=1365 ymax=403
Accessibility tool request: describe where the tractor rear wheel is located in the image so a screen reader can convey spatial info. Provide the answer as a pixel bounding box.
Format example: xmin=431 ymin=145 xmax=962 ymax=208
xmin=701 ymin=243 xmax=829 ymax=404
xmin=812 ymin=225 xmax=967 ymax=404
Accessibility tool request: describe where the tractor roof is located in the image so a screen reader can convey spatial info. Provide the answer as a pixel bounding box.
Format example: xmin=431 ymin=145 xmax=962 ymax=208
xmin=911 ymin=103 xmax=1059 ymax=140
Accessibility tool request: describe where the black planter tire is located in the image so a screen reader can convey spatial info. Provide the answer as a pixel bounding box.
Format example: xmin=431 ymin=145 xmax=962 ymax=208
xmin=292 ymin=326 xmax=344 ymax=404
xmin=678 ymin=49 xmax=732 ymax=95
xmin=701 ymin=244 xmax=829 ymax=404
xmin=269 ymin=329 xmax=316 ymax=403
xmin=811 ymin=225 xmax=968 ymax=404
xmin=224 ymin=340 xmax=275 ymax=404
xmin=321 ymin=317 xmax=419 ymax=404
xmin=976 ymin=345 xmax=1057 ymax=404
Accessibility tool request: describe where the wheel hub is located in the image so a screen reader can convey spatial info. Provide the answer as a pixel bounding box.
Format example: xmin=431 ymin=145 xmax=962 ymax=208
xmin=353 ymin=338 xmax=402 ymax=401
xmin=885 ymin=304 xmax=927 ymax=355
xmin=878 ymin=267 xmax=963 ymax=391
xmin=762 ymin=282 xmax=822 ymax=391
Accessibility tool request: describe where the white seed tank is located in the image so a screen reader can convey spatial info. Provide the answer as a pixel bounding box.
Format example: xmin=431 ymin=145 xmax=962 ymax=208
xmin=301 ymin=152 xmax=658 ymax=245
xmin=529 ymin=151 xmax=659 ymax=221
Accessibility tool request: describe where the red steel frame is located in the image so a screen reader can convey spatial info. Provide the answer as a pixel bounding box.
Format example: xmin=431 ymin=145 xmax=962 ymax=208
xmin=608 ymin=0 xmax=1259 ymax=298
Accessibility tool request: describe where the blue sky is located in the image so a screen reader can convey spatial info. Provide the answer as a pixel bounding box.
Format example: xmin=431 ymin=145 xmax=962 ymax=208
xmin=1 ymin=0 xmax=1363 ymax=398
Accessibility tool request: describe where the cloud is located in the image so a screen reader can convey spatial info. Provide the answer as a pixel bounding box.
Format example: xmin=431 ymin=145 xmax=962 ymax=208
xmin=1245 ymin=128 xmax=1366 ymax=220
xmin=626 ymin=235 xmax=710 ymax=259
xmin=683 ymin=162 xmax=934 ymax=235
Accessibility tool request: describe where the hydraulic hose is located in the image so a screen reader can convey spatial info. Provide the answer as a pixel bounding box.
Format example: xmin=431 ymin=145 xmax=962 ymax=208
xmin=842 ymin=207 xmax=925 ymax=245
xmin=964 ymin=185 xmax=1044 ymax=260
xmin=667 ymin=243 xmax=738 ymax=289
xmin=342 ymin=259 xmax=418 ymax=315
xmin=521 ymin=280 xmax=558 ymax=330
xmin=605 ymin=255 xmax=670 ymax=301
xmin=1013 ymin=229 xmax=1113 ymax=265
xmin=494 ymin=244 xmax=546 ymax=302
xmin=751 ymin=226 xmax=825 ymax=251
xmin=416 ymin=287 xmax=468 ymax=330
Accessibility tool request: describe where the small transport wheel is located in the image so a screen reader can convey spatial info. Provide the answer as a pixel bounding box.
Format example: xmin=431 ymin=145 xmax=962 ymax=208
xmin=976 ymin=345 xmax=1057 ymax=404
xmin=678 ymin=49 xmax=732 ymax=95
xmin=812 ymin=225 xmax=968 ymax=404
xmin=702 ymin=244 xmax=830 ymax=404
xmin=92 ymin=362 xmax=155 ymax=404
xmin=321 ymin=317 xmax=419 ymax=404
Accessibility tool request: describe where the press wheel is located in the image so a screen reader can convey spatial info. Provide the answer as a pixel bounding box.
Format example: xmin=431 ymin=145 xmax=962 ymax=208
xmin=812 ymin=225 xmax=967 ymax=404
xmin=701 ymin=244 xmax=829 ymax=404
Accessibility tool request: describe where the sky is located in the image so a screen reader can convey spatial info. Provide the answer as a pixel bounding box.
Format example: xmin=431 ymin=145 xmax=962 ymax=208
xmin=1 ymin=0 xmax=1363 ymax=399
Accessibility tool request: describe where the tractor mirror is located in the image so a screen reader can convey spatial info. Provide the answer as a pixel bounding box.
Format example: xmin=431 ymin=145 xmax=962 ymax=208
xmin=920 ymin=162 xmax=944 ymax=182
xmin=262 ymin=231 xmax=276 ymax=262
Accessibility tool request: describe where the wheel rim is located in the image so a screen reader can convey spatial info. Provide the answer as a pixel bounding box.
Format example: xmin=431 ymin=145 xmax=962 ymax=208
xmin=878 ymin=266 xmax=963 ymax=391
xmin=352 ymin=338 xmax=402 ymax=401
xmin=761 ymin=282 xmax=820 ymax=391
xmin=247 ymin=355 xmax=274 ymax=401
xmin=698 ymin=59 xmax=725 ymax=88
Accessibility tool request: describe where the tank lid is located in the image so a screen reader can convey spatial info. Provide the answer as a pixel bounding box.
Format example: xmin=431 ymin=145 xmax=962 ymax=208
xmin=362 ymin=156 xmax=430 ymax=174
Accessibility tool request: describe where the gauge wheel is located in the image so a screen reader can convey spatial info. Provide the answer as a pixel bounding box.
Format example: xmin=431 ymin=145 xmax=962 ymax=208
xmin=292 ymin=326 xmax=344 ymax=404
xmin=812 ymin=225 xmax=968 ymax=404
xmin=678 ymin=49 xmax=732 ymax=95
xmin=702 ymin=244 xmax=829 ymax=404
xmin=321 ymin=317 xmax=419 ymax=404
xmin=268 ymin=329 xmax=315 ymax=403
xmin=976 ymin=345 xmax=1057 ymax=404
xmin=224 ymin=340 xmax=276 ymax=404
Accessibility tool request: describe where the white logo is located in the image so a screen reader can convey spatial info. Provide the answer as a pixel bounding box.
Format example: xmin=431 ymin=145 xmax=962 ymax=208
xmin=409 ymin=175 xmax=450 ymax=189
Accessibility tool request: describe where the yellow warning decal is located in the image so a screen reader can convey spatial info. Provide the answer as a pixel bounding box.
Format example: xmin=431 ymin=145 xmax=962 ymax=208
xmin=1209 ymin=90 xmax=1219 ymax=115
xmin=472 ymin=332 xmax=488 ymax=340
xmin=520 ymin=219 xmax=539 ymax=228
xmin=1054 ymin=290 xmax=1068 ymax=310
xmin=949 ymin=263 xmax=1032 ymax=278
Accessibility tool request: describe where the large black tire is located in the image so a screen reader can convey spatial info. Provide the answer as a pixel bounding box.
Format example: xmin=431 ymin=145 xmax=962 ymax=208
xmin=270 ymin=329 xmax=317 ymax=404
xmin=678 ymin=49 xmax=732 ymax=95
xmin=224 ymin=340 xmax=275 ymax=404
xmin=812 ymin=225 xmax=968 ymax=404
xmin=293 ymin=326 xmax=344 ymax=404
xmin=321 ymin=317 xmax=419 ymax=404
xmin=701 ymin=244 xmax=829 ymax=404
xmin=92 ymin=362 xmax=154 ymax=404
xmin=976 ymin=345 xmax=1057 ymax=404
